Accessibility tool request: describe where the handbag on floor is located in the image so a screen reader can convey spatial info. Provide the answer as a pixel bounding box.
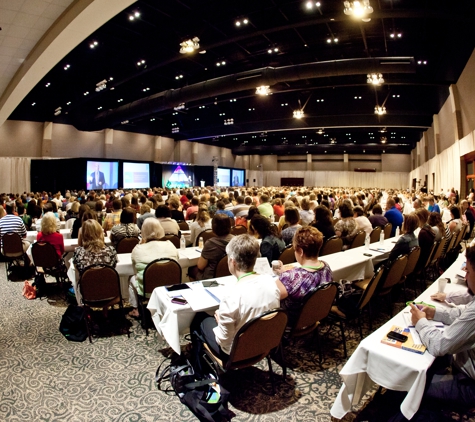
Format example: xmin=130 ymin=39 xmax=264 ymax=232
xmin=22 ymin=281 xmax=36 ymax=300
xmin=59 ymin=305 xmax=88 ymax=342
xmin=155 ymin=354 xmax=232 ymax=422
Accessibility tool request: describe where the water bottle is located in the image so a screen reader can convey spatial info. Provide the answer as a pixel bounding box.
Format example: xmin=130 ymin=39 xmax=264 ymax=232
xmin=364 ymin=235 xmax=370 ymax=250
xmin=379 ymin=232 xmax=385 ymax=246
xmin=198 ymin=237 xmax=204 ymax=249
xmin=180 ymin=234 xmax=186 ymax=249
xmin=395 ymin=226 xmax=400 ymax=237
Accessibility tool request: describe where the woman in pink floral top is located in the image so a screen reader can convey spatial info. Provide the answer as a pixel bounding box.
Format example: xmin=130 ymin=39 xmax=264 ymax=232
xmin=275 ymin=226 xmax=333 ymax=326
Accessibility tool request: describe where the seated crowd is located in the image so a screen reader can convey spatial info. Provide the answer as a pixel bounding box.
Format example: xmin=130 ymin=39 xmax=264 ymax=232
xmin=0 ymin=184 xmax=474 ymax=418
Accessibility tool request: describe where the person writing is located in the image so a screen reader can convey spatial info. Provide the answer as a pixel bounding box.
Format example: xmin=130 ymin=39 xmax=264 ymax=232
xmin=409 ymin=246 xmax=475 ymax=414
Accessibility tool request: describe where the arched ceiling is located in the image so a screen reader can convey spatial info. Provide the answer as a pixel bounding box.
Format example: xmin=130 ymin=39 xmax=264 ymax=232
xmin=5 ymin=0 xmax=475 ymax=156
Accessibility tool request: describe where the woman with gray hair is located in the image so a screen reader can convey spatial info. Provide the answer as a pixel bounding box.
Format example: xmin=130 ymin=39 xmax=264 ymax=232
xmin=128 ymin=218 xmax=178 ymax=318
xmin=190 ymin=234 xmax=280 ymax=372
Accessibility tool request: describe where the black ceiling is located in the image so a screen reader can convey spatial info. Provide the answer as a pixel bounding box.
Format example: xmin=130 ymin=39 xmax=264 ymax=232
xmin=9 ymin=0 xmax=475 ymax=155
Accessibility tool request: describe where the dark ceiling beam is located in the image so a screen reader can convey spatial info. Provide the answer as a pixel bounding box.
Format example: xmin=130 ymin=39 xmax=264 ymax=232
xmin=173 ymin=113 xmax=431 ymax=141
xmin=73 ymin=57 xmax=415 ymax=131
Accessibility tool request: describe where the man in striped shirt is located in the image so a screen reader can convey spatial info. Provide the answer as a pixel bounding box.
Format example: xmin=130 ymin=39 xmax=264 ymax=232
xmin=410 ymin=246 xmax=475 ymax=414
xmin=0 ymin=202 xmax=30 ymax=252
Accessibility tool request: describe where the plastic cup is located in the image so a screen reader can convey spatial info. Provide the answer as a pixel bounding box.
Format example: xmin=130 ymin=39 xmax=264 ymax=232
xmin=438 ymin=278 xmax=447 ymax=293
xmin=271 ymin=260 xmax=283 ymax=276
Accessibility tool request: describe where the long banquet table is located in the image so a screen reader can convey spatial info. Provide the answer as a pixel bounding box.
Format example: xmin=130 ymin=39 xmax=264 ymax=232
xmin=146 ymin=237 xmax=399 ymax=355
xmin=330 ymin=251 xmax=468 ymax=420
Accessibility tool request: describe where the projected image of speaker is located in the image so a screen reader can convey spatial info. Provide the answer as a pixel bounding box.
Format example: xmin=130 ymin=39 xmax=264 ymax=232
xmin=86 ymin=160 xmax=118 ymax=190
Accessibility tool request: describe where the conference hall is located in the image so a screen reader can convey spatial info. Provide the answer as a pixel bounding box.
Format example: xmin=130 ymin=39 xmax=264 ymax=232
xmin=1 ymin=1 xmax=475 ymax=421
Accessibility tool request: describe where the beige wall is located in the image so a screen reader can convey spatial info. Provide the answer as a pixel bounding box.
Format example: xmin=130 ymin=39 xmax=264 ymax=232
xmin=0 ymin=120 xmax=43 ymax=157
xmin=111 ymin=131 xmax=155 ymax=161
xmin=438 ymin=97 xmax=456 ymax=153
xmin=381 ymin=153 xmax=411 ymax=172
xmin=51 ymin=123 xmax=104 ymax=158
xmin=457 ymin=49 xmax=475 ymax=138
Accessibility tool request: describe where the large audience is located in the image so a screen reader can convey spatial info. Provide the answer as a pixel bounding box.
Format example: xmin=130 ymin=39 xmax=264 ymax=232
xmin=1 ymin=184 xmax=474 ymax=419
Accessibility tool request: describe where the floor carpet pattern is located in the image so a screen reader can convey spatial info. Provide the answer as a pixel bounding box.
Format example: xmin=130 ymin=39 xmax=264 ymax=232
xmin=2 ymin=263 xmax=470 ymax=421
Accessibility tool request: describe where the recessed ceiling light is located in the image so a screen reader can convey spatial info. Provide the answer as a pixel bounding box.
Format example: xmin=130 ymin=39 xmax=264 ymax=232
xmin=84 ymin=91 xmax=89 ymax=96
xmin=66 ymin=101 xmax=71 ymax=105
xmin=89 ymin=41 xmax=98 ymax=49
xmin=31 ymin=102 xmax=36 ymax=106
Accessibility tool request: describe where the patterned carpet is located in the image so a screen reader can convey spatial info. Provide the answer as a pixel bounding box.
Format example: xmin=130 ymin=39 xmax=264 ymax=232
xmin=5 ymin=261 xmax=467 ymax=422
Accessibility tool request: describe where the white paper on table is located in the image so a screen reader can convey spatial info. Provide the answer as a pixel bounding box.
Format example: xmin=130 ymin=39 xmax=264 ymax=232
xmin=408 ymin=327 xmax=423 ymax=345
xmin=181 ymin=288 xmax=220 ymax=311
xmin=403 ymin=311 xmax=445 ymax=330
xmin=179 ymin=248 xmax=202 ymax=259
xmin=254 ymin=257 xmax=273 ymax=275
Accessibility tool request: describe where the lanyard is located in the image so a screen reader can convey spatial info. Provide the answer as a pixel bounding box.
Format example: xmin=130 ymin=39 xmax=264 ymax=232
xmin=301 ymin=263 xmax=323 ymax=270
xmin=237 ymin=271 xmax=256 ymax=282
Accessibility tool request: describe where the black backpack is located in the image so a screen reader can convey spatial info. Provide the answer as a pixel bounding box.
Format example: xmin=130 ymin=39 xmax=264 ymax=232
xmin=59 ymin=305 xmax=88 ymax=342
xmin=156 ymin=355 xmax=232 ymax=422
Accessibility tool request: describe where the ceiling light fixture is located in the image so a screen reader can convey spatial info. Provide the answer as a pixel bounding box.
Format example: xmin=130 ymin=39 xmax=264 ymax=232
xmin=235 ymin=18 xmax=249 ymax=26
xmin=343 ymin=1 xmax=373 ymax=22
xmin=89 ymin=41 xmax=98 ymax=49
xmin=174 ymin=103 xmax=185 ymax=111
xmin=95 ymin=79 xmax=107 ymax=92
xmin=224 ymin=119 xmax=234 ymax=125
xmin=306 ymin=1 xmax=321 ymax=10
xmin=179 ymin=37 xmax=200 ymax=54
xmin=374 ymin=105 xmax=386 ymax=115
xmin=293 ymin=109 xmax=304 ymax=119
xmin=317 ymin=128 xmax=325 ymax=135
xmin=381 ymin=137 xmax=387 ymax=143
xmin=63 ymin=64 xmax=70 ymax=70
xmin=367 ymin=73 xmax=384 ymax=85
xmin=129 ymin=11 xmax=140 ymax=21
xmin=54 ymin=107 xmax=61 ymax=116
xmin=256 ymin=85 xmax=270 ymax=96
xmin=137 ymin=59 xmax=146 ymax=66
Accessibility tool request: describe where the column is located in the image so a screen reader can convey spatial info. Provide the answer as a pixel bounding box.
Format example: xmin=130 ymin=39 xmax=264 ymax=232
xmin=154 ymin=136 xmax=162 ymax=162
xmin=343 ymin=153 xmax=349 ymax=171
xmin=191 ymin=142 xmax=199 ymax=164
xmin=449 ymin=84 xmax=463 ymax=141
xmin=433 ymin=114 xmax=440 ymax=156
xmin=42 ymin=121 xmax=52 ymax=157
xmin=306 ymin=153 xmax=312 ymax=171
xmin=104 ymin=128 xmax=113 ymax=158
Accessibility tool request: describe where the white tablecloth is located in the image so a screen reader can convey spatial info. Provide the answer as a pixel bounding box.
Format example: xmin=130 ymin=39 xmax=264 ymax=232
xmin=147 ymin=276 xmax=236 ymax=354
xmin=330 ymin=252 xmax=468 ymax=420
xmin=145 ymin=238 xmax=398 ymax=355
xmin=26 ymin=228 xmax=72 ymax=243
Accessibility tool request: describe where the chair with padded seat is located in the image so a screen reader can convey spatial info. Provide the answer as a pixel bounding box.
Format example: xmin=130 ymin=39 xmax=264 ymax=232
xmin=202 ymin=309 xmax=288 ymax=393
xmin=230 ymin=225 xmax=247 ymax=236
xmin=383 ymin=223 xmax=393 ymax=239
xmin=278 ymin=245 xmax=296 ymax=265
xmin=78 ymin=264 xmax=130 ymax=343
xmin=320 ymin=236 xmax=343 ymax=256
xmin=349 ymin=230 xmax=366 ymax=249
xmin=200 ymin=229 xmax=216 ymax=246
xmin=31 ymin=241 xmax=68 ymax=284
xmin=369 ymin=226 xmax=382 ymax=244
xmin=215 ymin=255 xmax=231 ymax=278
xmin=398 ymin=246 xmax=421 ymax=300
xmin=330 ymin=265 xmax=386 ymax=357
xmin=160 ymin=233 xmax=181 ymax=249
xmin=116 ymin=236 xmax=140 ymax=253
xmin=140 ymin=258 xmax=182 ymax=335
xmin=2 ymin=232 xmax=30 ymax=280
xmin=286 ymin=282 xmax=339 ymax=363
xmin=177 ymin=221 xmax=189 ymax=231
xmin=359 ymin=254 xmax=407 ymax=317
